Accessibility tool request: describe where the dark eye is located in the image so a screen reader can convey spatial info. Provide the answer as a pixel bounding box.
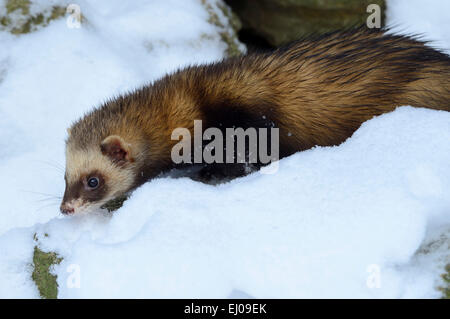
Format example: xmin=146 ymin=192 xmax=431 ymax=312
xmin=87 ymin=177 xmax=99 ymax=189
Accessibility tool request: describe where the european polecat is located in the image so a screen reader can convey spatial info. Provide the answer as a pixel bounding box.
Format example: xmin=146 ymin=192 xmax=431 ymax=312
xmin=61 ymin=27 xmax=450 ymax=215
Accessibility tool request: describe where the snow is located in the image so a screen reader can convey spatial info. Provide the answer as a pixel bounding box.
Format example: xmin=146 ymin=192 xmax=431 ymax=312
xmin=0 ymin=0 xmax=449 ymax=298
xmin=386 ymin=0 xmax=450 ymax=54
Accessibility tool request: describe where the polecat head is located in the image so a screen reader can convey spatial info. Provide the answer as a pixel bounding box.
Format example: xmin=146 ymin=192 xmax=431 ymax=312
xmin=61 ymin=133 xmax=138 ymax=215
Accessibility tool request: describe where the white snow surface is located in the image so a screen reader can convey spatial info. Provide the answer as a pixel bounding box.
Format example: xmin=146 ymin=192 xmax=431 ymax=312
xmin=0 ymin=0 xmax=449 ymax=298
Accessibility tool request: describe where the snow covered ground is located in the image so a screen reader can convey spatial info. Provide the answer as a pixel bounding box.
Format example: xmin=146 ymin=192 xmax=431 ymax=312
xmin=0 ymin=0 xmax=449 ymax=298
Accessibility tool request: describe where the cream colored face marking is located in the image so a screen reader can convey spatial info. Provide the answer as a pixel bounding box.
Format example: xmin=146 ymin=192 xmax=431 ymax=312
xmin=62 ymin=144 xmax=136 ymax=214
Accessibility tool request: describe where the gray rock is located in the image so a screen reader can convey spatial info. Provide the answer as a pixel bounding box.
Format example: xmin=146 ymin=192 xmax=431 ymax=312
xmin=227 ymin=0 xmax=386 ymax=46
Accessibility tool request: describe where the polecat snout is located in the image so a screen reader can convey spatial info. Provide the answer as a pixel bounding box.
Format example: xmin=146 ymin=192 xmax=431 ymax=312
xmin=60 ymin=27 xmax=450 ymax=215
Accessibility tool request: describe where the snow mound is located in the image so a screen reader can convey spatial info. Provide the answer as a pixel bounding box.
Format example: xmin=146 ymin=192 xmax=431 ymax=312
xmin=1 ymin=107 xmax=449 ymax=298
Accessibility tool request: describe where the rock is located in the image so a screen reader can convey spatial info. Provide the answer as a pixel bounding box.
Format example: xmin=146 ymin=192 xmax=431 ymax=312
xmin=201 ymin=0 xmax=246 ymax=57
xmin=226 ymin=0 xmax=386 ymax=46
xmin=0 ymin=0 xmax=67 ymax=34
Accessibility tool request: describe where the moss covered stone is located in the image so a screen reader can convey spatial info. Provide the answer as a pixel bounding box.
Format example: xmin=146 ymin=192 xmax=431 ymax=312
xmin=201 ymin=0 xmax=244 ymax=57
xmin=5 ymin=0 xmax=30 ymax=15
xmin=439 ymin=264 xmax=450 ymax=299
xmin=227 ymin=0 xmax=386 ymax=46
xmin=31 ymin=234 xmax=63 ymax=299
xmin=1 ymin=0 xmax=67 ymax=34
xmin=101 ymin=195 xmax=129 ymax=212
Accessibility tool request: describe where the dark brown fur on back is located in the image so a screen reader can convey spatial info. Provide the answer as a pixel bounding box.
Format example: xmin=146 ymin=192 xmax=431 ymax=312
xmin=68 ymin=27 xmax=450 ymax=185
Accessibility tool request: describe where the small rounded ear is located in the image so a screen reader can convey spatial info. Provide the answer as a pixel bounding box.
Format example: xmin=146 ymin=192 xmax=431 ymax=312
xmin=100 ymin=135 xmax=134 ymax=165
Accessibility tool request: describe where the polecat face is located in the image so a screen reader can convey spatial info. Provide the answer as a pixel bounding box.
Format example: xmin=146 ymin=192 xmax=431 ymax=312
xmin=60 ymin=135 xmax=136 ymax=215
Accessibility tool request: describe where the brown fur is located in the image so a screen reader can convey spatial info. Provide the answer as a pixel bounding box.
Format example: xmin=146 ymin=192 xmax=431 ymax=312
xmin=62 ymin=27 xmax=450 ymax=214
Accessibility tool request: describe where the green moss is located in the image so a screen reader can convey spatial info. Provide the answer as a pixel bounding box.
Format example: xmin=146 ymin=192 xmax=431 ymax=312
xmin=439 ymin=264 xmax=450 ymax=299
xmin=219 ymin=32 xmax=242 ymax=57
xmin=49 ymin=6 xmax=66 ymax=21
xmin=217 ymin=1 xmax=241 ymax=32
xmin=0 ymin=15 xmax=11 ymax=26
xmin=203 ymin=1 xmax=222 ymax=27
xmin=101 ymin=195 xmax=129 ymax=212
xmin=1 ymin=1 xmax=67 ymax=34
xmin=31 ymin=239 xmax=63 ymax=299
xmin=6 ymin=0 xmax=30 ymax=15
xmin=201 ymin=0 xmax=243 ymax=57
